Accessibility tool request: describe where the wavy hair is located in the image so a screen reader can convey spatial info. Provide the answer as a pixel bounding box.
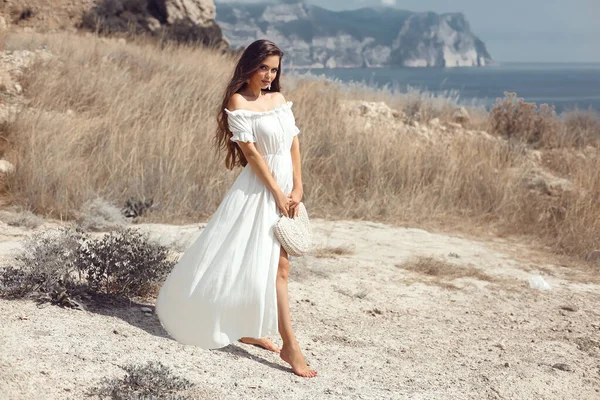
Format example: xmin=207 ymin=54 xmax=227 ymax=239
xmin=215 ymin=40 xmax=284 ymax=169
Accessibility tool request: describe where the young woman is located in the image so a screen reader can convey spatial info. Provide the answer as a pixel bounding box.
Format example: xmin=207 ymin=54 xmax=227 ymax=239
xmin=155 ymin=40 xmax=317 ymax=378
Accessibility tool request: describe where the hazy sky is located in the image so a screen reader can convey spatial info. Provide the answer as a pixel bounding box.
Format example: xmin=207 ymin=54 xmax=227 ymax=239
xmin=215 ymin=0 xmax=600 ymax=62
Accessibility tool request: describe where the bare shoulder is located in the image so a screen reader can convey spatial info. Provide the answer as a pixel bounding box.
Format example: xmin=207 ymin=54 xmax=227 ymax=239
xmin=227 ymin=93 xmax=248 ymax=111
xmin=271 ymin=91 xmax=287 ymax=106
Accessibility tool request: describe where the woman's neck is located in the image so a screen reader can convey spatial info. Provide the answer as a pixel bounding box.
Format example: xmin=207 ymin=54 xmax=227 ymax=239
xmin=242 ymin=83 xmax=264 ymax=100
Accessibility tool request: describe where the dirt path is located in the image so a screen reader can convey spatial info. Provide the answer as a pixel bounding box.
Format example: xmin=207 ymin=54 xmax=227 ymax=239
xmin=1 ymin=217 xmax=599 ymax=399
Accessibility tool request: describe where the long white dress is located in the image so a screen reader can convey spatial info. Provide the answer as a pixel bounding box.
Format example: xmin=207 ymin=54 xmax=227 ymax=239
xmin=155 ymin=101 xmax=300 ymax=349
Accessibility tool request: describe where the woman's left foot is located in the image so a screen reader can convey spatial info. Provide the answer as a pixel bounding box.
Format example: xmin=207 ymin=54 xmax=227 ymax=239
xmin=240 ymin=337 xmax=281 ymax=353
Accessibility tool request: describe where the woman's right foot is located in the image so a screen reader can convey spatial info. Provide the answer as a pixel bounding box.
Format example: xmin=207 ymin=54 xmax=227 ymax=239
xmin=240 ymin=337 xmax=281 ymax=353
xmin=280 ymin=344 xmax=318 ymax=378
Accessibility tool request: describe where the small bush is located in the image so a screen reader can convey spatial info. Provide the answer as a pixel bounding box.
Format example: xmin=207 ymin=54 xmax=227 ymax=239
xmin=78 ymin=197 xmax=130 ymax=231
xmin=122 ymin=195 xmax=154 ymax=219
xmin=90 ymin=361 xmax=194 ymax=400
xmin=489 ymin=92 xmax=562 ymax=147
xmin=0 ymin=225 xmax=174 ymax=300
xmin=0 ymin=226 xmax=88 ymax=298
xmin=77 ymin=228 xmax=174 ymax=297
xmin=0 ymin=208 xmax=45 ymax=229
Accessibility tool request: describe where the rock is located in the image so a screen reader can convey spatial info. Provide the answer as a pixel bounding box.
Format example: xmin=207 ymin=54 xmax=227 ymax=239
xmin=429 ymin=118 xmax=442 ymax=128
xmin=0 ymin=159 xmax=15 ymax=173
xmin=552 ymin=363 xmax=573 ymax=372
xmin=217 ymin=4 xmax=492 ymax=68
xmin=453 ymin=107 xmax=470 ymax=124
xmin=560 ymin=305 xmax=578 ymax=312
xmin=446 ymin=122 xmax=463 ymax=130
xmin=14 ymin=83 xmax=22 ymax=94
xmin=165 ymin=0 xmax=216 ymax=25
xmin=140 ymin=306 xmax=153 ymax=313
xmin=524 ymin=167 xmax=573 ymax=196
xmin=147 ymin=17 xmax=162 ymax=32
xmin=528 ymin=275 xmax=551 ymax=291
xmin=81 ymin=0 xmax=229 ymax=49
xmin=0 ymin=16 xmax=8 ymax=32
xmin=345 ymin=100 xmax=398 ymax=120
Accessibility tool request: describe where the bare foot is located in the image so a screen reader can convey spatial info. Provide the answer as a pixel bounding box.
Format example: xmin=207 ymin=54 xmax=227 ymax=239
xmin=280 ymin=344 xmax=318 ymax=378
xmin=239 ymin=337 xmax=281 ymax=353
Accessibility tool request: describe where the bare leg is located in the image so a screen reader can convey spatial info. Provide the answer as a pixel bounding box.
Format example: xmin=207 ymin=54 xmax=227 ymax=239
xmin=277 ymin=247 xmax=317 ymax=378
xmin=239 ymin=337 xmax=280 ymax=353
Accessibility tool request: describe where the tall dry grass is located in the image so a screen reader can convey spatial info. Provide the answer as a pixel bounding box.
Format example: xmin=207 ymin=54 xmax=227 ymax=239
xmin=1 ymin=31 xmax=599 ymax=260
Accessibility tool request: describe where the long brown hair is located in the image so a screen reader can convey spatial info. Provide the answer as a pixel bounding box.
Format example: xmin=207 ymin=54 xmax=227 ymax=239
xmin=215 ymin=40 xmax=284 ymax=169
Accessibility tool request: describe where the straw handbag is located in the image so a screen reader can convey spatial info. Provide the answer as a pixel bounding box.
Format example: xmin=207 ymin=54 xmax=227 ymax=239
xmin=274 ymin=202 xmax=313 ymax=257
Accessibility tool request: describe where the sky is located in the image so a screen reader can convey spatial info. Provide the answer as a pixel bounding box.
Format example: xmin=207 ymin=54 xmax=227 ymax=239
xmin=215 ymin=0 xmax=600 ymax=63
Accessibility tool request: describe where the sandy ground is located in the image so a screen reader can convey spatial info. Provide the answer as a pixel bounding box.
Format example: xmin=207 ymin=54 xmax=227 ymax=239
xmin=1 ymin=216 xmax=599 ymax=400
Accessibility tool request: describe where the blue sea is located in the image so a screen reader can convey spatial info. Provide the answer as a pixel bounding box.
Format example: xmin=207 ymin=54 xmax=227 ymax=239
xmin=291 ymin=63 xmax=600 ymax=114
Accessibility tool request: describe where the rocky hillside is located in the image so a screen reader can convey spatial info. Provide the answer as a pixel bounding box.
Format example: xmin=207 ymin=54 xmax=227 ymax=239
xmin=216 ymin=0 xmax=492 ymax=68
xmin=0 ymin=0 xmax=229 ymax=49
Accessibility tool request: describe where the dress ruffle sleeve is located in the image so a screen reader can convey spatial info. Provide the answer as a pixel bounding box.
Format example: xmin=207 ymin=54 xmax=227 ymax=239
xmin=286 ymin=106 xmax=300 ymax=137
xmin=225 ymin=111 xmax=255 ymax=143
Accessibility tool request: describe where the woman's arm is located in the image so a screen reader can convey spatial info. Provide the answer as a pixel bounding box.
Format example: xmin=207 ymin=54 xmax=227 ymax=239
xmin=288 ymin=136 xmax=303 ymax=217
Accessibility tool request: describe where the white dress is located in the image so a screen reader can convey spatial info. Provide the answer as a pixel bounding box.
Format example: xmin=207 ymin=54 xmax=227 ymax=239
xmin=155 ymin=101 xmax=300 ymax=349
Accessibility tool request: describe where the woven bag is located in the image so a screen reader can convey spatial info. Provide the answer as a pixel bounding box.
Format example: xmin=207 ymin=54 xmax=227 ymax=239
xmin=274 ymin=202 xmax=313 ymax=257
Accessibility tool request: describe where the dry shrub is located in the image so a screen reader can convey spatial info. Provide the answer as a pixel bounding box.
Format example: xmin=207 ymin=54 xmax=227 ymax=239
xmin=0 ymin=207 xmax=45 ymax=228
xmin=312 ymin=245 xmax=355 ymax=258
xmin=396 ymin=256 xmax=495 ymax=289
xmin=78 ymin=197 xmax=131 ymax=231
xmin=89 ymin=361 xmax=196 ymax=400
xmin=0 ymin=226 xmax=86 ymax=298
xmin=0 ymin=225 xmax=175 ymax=300
xmin=489 ymin=92 xmax=563 ymax=147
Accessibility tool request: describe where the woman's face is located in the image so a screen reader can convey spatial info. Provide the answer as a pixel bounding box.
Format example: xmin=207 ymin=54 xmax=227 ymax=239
xmin=248 ymin=55 xmax=280 ymax=89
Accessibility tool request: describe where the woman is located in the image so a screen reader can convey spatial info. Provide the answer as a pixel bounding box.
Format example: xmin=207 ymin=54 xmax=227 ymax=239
xmin=155 ymin=40 xmax=317 ymax=378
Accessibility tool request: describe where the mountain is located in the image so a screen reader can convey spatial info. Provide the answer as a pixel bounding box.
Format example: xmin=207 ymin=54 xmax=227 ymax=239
xmin=215 ymin=0 xmax=492 ymax=68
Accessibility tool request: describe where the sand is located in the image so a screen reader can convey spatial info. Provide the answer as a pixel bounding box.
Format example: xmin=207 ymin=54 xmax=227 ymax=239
xmin=1 ymin=216 xmax=599 ymax=399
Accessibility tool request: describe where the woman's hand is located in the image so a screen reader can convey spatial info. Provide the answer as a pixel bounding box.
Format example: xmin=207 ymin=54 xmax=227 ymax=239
xmin=287 ymin=189 xmax=303 ymax=218
xmin=275 ymin=191 xmax=291 ymax=217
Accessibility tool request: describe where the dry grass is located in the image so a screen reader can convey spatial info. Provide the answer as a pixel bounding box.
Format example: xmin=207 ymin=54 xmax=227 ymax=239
xmin=396 ymin=256 xmax=496 ymax=289
xmin=311 ymin=245 xmax=355 ymax=258
xmin=489 ymin=92 xmax=600 ymax=149
xmin=1 ymin=31 xmax=600 ymax=262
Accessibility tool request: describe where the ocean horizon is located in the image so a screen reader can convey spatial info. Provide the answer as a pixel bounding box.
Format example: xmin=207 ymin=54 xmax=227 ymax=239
xmin=289 ymin=62 xmax=600 ymax=114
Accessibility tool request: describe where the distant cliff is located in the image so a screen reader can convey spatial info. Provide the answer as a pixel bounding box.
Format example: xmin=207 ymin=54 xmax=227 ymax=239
xmin=216 ymin=1 xmax=492 ymax=68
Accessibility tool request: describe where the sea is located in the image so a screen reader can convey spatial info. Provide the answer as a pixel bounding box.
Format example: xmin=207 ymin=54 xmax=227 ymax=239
xmin=290 ymin=63 xmax=600 ymax=114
